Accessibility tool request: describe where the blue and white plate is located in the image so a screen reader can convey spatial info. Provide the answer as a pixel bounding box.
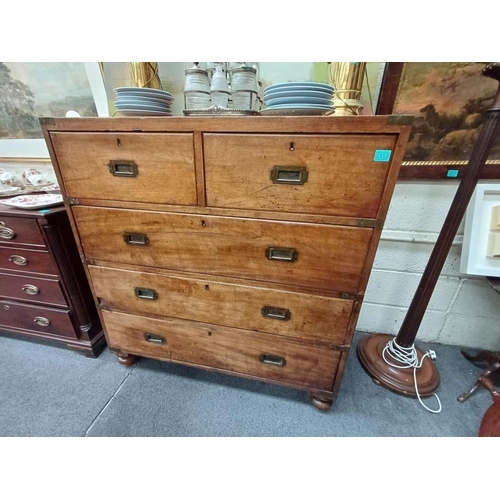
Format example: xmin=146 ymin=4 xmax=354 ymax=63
xmin=114 ymin=103 xmax=171 ymax=112
xmin=264 ymin=89 xmax=334 ymax=100
xmin=117 ymin=110 xmax=172 ymax=116
xmin=265 ymin=96 xmax=333 ymax=107
xmin=264 ymin=103 xmax=334 ymax=110
xmin=115 ymin=87 xmax=173 ymax=98
xmin=115 ymin=99 xmax=172 ymax=110
xmin=115 ymin=95 xmax=173 ymax=106
xmin=264 ymin=82 xmax=334 ymax=94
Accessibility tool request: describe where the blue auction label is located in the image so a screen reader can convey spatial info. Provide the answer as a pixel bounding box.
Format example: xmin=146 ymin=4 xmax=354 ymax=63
xmin=447 ymin=169 xmax=459 ymax=178
xmin=374 ymin=150 xmax=392 ymax=162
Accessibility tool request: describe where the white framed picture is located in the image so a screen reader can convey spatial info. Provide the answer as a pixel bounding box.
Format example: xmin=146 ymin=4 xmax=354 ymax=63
xmin=0 ymin=62 xmax=108 ymax=158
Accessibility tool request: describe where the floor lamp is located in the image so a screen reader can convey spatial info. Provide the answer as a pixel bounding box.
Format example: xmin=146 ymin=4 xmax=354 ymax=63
xmin=358 ymin=62 xmax=500 ymax=399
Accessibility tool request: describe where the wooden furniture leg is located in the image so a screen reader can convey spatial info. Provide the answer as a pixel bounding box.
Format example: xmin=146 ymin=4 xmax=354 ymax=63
xmin=117 ymin=353 xmax=138 ymax=366
xmin=458 ymin=360 xmax=500 ymax=402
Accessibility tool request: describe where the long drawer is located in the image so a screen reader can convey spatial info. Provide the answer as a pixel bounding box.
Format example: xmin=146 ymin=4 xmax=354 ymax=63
xmin=204 ymin=133 xmax=397 ymax=217
xmin=0 ymin=299 xmax=76 ymax=338
xmin=102 ymin=310 xmax=340 ymax=391
xmin=0 ymin=216 xmax=45 ymax=247
xmin=89 ymin=265 xmax=353 ymax=343
xmin=74 ymin=207 xmax=372 ymax=292
xmin=0 ymin=245 xmax=58 ymax=276
xmin=50 ymin=132 xmax=197 ymax=205
xmin=0 ymin=272 xmax=67 ymax=306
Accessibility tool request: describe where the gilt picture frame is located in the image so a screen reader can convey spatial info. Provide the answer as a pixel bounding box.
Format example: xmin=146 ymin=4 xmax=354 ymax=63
xmin=377 ymin=62 xmax=500 ymax=180
xmin=0 ymin=62 xmax=108 ymax=159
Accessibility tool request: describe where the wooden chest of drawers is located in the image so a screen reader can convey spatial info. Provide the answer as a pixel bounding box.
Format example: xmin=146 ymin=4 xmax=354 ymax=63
xmin=42 ymin=115 xmax=412 ymax=409
xmin=0 ymin=205 xmax=104 ymax=356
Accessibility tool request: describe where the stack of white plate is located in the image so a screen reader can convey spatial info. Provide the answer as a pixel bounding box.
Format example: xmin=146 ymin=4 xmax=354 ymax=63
xmin=114 ymin=87 xmax=174 ymax=116
xmin=262 ymin=82 xmax=335 ymax=115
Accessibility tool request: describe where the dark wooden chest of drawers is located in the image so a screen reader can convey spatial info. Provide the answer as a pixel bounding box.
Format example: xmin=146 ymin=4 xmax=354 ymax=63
xmin=41 ymin=115 xmax=412 ymax=409
xmin=0 ymin=204 xmax=104 ymax=356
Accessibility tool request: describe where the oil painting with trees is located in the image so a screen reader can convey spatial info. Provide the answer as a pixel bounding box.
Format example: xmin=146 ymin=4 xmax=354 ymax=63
xmin=0 ymin=62 xmax=98 ymax=140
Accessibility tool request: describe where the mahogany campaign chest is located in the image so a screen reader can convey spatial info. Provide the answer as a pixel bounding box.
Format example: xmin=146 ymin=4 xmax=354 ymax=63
xmin=41 ymin=115 xmax=411 ymax=409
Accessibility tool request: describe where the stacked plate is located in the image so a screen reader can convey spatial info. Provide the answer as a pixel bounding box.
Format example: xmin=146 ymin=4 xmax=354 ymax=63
xmin=262 ymin=82 xmax=335 ymax=115
xmin=114 ymin=87 xmax=174 ymax=116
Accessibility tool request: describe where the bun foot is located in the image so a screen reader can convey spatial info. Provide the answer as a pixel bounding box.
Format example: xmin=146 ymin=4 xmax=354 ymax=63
xmin=310 ymin=394 xmax=334 ymax=411
xmin=117 ymin=353 xmax=137 ymax=366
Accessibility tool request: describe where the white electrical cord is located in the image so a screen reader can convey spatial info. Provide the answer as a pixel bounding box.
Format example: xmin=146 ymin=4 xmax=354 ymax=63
xmin=382 ymin=339 xmax=442 ymax=414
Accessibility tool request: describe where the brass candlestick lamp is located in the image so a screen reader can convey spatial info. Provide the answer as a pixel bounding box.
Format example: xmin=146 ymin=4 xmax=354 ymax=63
xmin=128 ymin=62 xmax=161 ymax=89
xmin=328 ymin=62 xmax=366 ymax=115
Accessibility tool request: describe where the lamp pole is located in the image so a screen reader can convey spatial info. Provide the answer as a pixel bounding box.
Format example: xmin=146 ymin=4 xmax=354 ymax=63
xmin=358 ymin=62 xmax=500 ymax=396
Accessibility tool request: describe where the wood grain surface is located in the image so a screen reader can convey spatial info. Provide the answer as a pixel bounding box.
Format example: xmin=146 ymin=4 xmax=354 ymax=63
xmin=89 ymin=265 xmax=353 ymax=342
xmin=204 ymin=133 xmax=397 ymax=217
xmin=102 ymin=309 xmax=340 ymax=391
xmin=74 ymin=207 xmax=373 ymax=292
xmin=0 ymin=272 xmax=66 ymax=306
xmin=0 ymin=299 xmax=76 ymax=338
xmin=0 ymin=216 xmax=46 ymax=247
xmin=0 ymin=245 xmax=58 ymax=276
xmin=50 ymin=132 xmax=197 ymax=205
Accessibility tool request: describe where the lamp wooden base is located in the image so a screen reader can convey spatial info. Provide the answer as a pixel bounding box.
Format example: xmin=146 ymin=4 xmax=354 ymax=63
xmin=357 ymin=334 xmax=440 ymax=397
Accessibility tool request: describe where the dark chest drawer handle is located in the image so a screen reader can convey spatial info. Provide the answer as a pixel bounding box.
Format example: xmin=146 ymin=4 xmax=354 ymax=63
xmin=124 ymin=232 xmax=149 ymax=245
xmin=144 ymin=332 xmax=166 ymax=344
xmin=22 ymin=284 xmax=39 ymax=295
xmin=259 ymin=354 xmax=286 ymax=367
xmin=9 ymin=255 xmax=28 ymax=266
xmin=135 ymin=287 xmax=158 ymax=300
xmin=34 ymin=316 xmax=50 ymax=327
xmin=0 ymin=222 xmax=15 ymax=240
xmin=262 ymin=306 xmax=291 ymax=321
xmin=108 ymin=160 xmax=138 ymax=177
xmin=271 ymin=166 xmax=308 ymax=185
xmin=266 ymin=247 xmax=298 ymax=262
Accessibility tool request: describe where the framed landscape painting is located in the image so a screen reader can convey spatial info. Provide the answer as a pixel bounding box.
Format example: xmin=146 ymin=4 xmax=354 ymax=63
xmin=377 ymin=62 xmax=500 ymax=179
xmin=0 ymin=62 xmax=108 ymax=158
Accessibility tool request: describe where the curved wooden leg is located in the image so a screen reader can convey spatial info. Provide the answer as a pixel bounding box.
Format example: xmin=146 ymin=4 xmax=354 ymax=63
xmin=310 ymin=394 xmax=334 ymax=411
xmin=117 ymin=353 xmax=137 ymax=366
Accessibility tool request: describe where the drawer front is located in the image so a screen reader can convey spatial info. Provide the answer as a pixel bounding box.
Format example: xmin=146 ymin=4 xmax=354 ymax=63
xmin=50 ymin=132 xmax=197 ymax=205
xmin=0 ymin=272 xmax=67 ymax=306
xmin=89 ymin=266 xmax=353 ymax=343
xmin=204 ymin=133 xmax=397 ymax=218
xmin=0 ymin=216 xmax=45 ymax=246
xmin=0 ymin=246 xmax=58 ymax=276
xmin=75 ymin=207 xmax=372 ymax=292
xmin=0 ymin=300 xmax=76 ymax=338
xmin=103 ymin=310 xmax=340 ymax=391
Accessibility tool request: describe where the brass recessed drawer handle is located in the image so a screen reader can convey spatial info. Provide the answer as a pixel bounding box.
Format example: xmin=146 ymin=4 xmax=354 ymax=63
xmin=0 ymin=221 xmax=15 ymax=240
xmin=123 ymin=232 xmax=149 ymax=245
xmin=270 ymin=166 xmax=308 ymax=185
xmin=135 ymin=287 xmax=158 ymax=300
xmin=266 ymin=247 xmax=298 ymax=262
xmin=9 ymin=255 xmax=28 ymax=266
xmin=34 ymin=316 xmax=50 ymax=327
xmin=108 ymin=160 xmax=138 ymax=177
xmin=259 ymin=354 xmax=286 ymax=367
xmin=22 ymin=284 xmax=39 ymax=295
xmin=262 ymin=306 xmax=291 ymax=321
xmin=144 ymin=332 xmax=166 ymax=344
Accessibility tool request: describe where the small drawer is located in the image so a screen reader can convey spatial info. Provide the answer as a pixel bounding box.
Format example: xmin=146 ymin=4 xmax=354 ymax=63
xmin=0 ymin=272 xmax=67 ymax=306
xmin=204 ymin=133 xmax=397 ymax=218
xmin=50 ymin=132 xmax=197 ymax=205
xmin=0 ymin=299 xmax=76 ymax=338
xmin=103 ymin=310 xmax=340 ymax=391
xmin=90 ymin=266 xmax=353 ymax=343
xmin=0 ymin=216 xmax=45 ymax=246
xmin=0 ymin=246 xmax=58 ymax=276
xmin=74 ymin=207 xmax=372 ymax=293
